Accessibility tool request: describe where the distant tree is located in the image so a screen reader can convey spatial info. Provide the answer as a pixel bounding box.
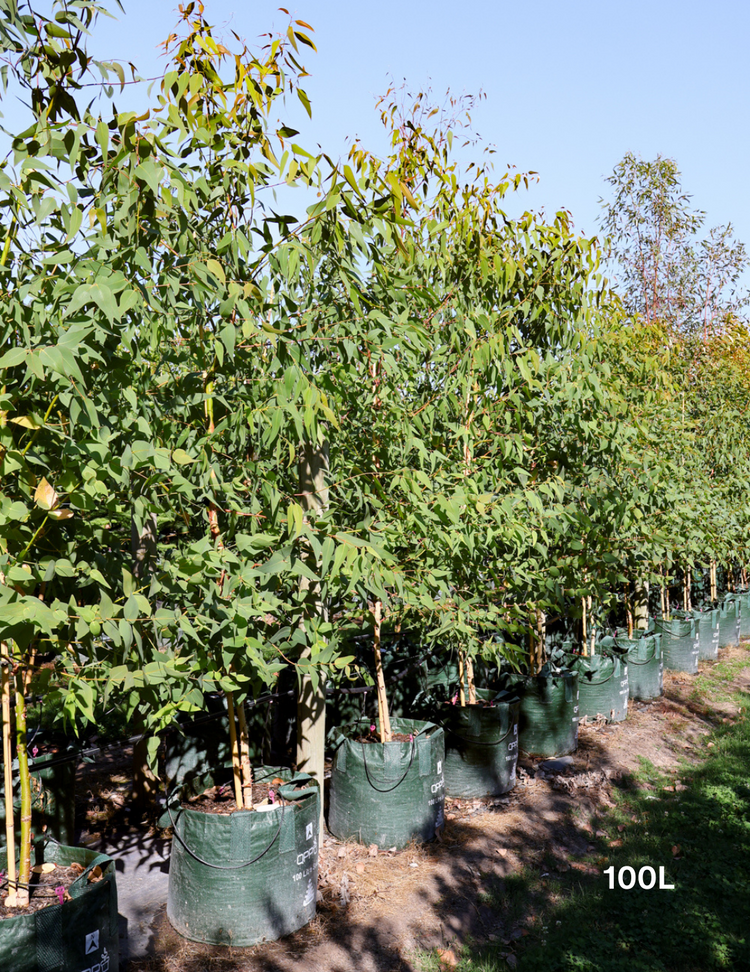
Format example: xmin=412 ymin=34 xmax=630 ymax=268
xmin=599 ymin=152 xmax=748 ymax=340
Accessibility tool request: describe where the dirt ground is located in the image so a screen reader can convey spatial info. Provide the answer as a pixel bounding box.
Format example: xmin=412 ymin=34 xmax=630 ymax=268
xmin=80 ymin=644 xmax=750 ymax=972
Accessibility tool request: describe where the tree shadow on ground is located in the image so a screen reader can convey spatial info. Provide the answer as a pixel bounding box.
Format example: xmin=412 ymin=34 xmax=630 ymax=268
xmin=123 ymin=657 xmax=750 ymax=972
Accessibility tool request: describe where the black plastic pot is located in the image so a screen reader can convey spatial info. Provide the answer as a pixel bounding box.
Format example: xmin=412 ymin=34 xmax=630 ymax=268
xmin=0 ymin=840 xmax=119 ymax=972
xmin=166 ymin=768 xmax=319 ymax=947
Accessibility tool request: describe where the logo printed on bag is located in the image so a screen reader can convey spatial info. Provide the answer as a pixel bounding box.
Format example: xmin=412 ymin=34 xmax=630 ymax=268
xmin=85 ymin=932 xmax=100 ymax=955
xmin=437 ymin=760 xmax=442 ymax=774
xmin=296 ymin=841 xmax=318 ymax=866
xmin=81 ymin=947 xmax=109 ymax=972
xmin=305 ymin=822 xmax=313 ymax=842
xmin=303 ymin=879 xmax=315 ymax=907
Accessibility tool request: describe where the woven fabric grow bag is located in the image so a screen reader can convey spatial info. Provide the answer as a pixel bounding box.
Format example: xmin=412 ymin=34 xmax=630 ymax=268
xmin=617 ymin=633 xmax=663 ymax=700
xmin=695 ymin=608 xmax=720 ymax=660
xmin=327 ymin=718 xmax=445 ymax=849
xmin=495 ymin=671 xmax=578 ymax=758
xmin=570 ymin=652 xmax=629 ymax=723
xmin=739 ymin=592 xmax=750 ymax=640
xmin=718 ymin=599 xmax=741 ymax=650
xmin=0 ymin=749 xmax=76 ymax=853
xmin=167 ymin=769 xmax=319 ymax=947
xmin=440 ymin=690 xmax=520 ymax=798
xmin=0 ymin=840 xmax=119 ymax=972
xmin=655 ymin=617 xmax=699 ymax=673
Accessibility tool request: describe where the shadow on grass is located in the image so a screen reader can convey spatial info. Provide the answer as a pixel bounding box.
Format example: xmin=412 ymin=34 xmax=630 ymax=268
xmin=464 ymin=686 xmax=750 ymax=972
xmin=123 ymin=659 xmax=750 ymax=972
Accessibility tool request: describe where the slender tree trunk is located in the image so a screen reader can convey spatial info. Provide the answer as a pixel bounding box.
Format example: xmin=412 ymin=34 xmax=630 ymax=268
xmin=683 ymin=569 xmax=689 ymax=612
xmin=587 ymin=596 xmax=594 ymax=656
xmin=14 ymin=672 xmax=30 ymax=907
xmin=236 ymin=702 xmax=253 ymax=809
xmin=466 ymin=655 xmax=476 ymax=705
xmin=1 ymin=641 xmax=17 ymax=905
xmin=535 ymin=608 xmax=545 ymax=673
xmin=581 ymin=595 xmax=587 ymax=655
xmin=634 ymin=578 xmax=649 ymax=631
xmin=131 ymin=512 xmax=159 ymax=813
xmin=458 ymin=649 xmax=466 ymax=706
xmin=296 ymin=439 xmax=329 ymax=834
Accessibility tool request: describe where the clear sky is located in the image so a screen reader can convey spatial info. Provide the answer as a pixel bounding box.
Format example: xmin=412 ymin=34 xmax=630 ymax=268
xmin=8 ymin=1 xmax=750 ymax=255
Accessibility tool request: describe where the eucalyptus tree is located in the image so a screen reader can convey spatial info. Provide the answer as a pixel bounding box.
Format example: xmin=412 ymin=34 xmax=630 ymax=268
xmin=0 ymin=0 xmax=386 ymax=888
xmin=599 ymin=152 xmax=748 ymax=340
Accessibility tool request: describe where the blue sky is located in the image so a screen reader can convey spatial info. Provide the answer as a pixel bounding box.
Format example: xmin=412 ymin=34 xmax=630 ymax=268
xmin=7 ymin=1 xmax=750 ymax=255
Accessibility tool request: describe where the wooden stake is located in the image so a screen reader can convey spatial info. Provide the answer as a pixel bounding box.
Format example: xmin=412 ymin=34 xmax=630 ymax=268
xmin=225 ymin=690 xmax=243 ymax=810
xmin=236 ymin=701 xmax=254 ymax=810
xmin=373 ymin=601 xmax=392 ymax=742
xmin=466 ymin=655 xmax=476 ymax=705
xmin=1 ymin=641 xmax=17 ymax=905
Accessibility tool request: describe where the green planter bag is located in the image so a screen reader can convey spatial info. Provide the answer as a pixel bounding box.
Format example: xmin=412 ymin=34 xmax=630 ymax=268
xmin=570 ymin=651 xmax=629 ymax=723
xmin=439 ymin=690 xmax=519 ymax=798
xmin=617 ymin=632 xmax=663 ymax=700
xmin=167 ymin=769 xmax=319 ymax=947
xmin=655 ymin=616 xmax=700 ymax=673
xmin=695 ymin=608 xmax=720 ymax=660
xmin=495 ymin=670 xmax=578 ymax=758
xmin=327 ymin=718 xmax=445 ymax=849
xmin=0 ymin=840 xmax=119 ymax=972
xmin=0 ymin=748 xmax=77 ymax=853
xmin=739 ymin=591 xmax=750 ymax=640
xmin=718 ymin=599 xmax=741 ymax=649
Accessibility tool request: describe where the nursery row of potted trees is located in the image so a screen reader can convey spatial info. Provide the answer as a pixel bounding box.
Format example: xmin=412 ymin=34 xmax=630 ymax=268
xmin=3 ymin=0 xmax=750 ymax=963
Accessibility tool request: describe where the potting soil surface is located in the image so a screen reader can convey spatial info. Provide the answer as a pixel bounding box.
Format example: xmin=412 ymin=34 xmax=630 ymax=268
xmin=0 ymin=859 xmax=98 ymax=917
xmin=75 ymin=643 xmax=750 ymax=972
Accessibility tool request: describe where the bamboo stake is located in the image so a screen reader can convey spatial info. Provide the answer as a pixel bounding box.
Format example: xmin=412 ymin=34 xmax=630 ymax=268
xmin=1 ymin=641 xmax=17 ymax=906
xmin=225 ymin=690 xmax=243 ymax=810
xmin=458 ymin=649 xmax=466 ymax=707
xmin=373 ymin=601 xmax=392 ymax=741
xmin=466 ymin=655 xmax=476 ymax=705
xmin=14 ymin=670 xmax=30 ymax=907
xmin=236 ymin=701 xmax=254 ymax=810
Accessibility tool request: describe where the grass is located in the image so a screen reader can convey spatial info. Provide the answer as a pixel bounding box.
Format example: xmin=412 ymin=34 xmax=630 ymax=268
xmin=417 ymin=652 xmax=750 ymax=972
